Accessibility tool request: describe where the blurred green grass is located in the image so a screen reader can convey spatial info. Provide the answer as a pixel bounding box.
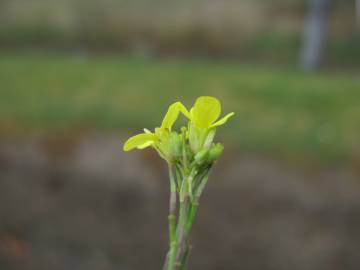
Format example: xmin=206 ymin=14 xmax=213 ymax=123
xmin=0 ymin=52 xmax=359 ymax=164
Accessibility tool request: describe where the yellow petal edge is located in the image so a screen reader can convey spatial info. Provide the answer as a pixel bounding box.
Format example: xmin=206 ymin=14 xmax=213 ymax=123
xmin=123 ymin=133 xmax=156 ymax=152
xmin=211 ymin=112 xmax=235 ymax=128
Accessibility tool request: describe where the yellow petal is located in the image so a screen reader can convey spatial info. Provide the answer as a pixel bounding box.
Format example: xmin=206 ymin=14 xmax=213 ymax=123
xmin=177 ymin=102 xmax=191 ymax=119
xmin=211 ymin=112 xmax=235 ymax=128
xmin=137 ymin=141 xmax=154 ymax=149
xmin=161 ymin=102 xmax=190 ymax=130
xmin=123 ymin=133 xmax=156 ymax=151
xmin=191 ymin=96 xmax=221 ymax=128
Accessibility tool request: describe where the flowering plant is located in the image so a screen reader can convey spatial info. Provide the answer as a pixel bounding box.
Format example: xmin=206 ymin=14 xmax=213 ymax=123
xmin=124 ymin=96 xmax=234 ymax=270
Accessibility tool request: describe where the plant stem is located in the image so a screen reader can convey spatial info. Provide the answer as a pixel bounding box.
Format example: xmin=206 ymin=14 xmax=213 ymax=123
xmin=164 ymin=167 xmax=210 ymax=270
xmin=180 ymin=245 xmax=191 ymax=270
xmin=174 ymin=195 xmax=190 ymax=270
xmin=167 ymin=171 xmax=192 ymax=270
xmin=168 ymin=165 xmax=177 ymax=244
xmin=162 ymin=252 xmax=170 ymax=270
xmin=187 ymin=202 xmax=199 ymax=232
xmin=162 ymin=165 xmax=178 ymax=270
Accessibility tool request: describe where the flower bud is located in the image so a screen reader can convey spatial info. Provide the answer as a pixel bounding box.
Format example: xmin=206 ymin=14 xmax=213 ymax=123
xmin=208 ymin=143 xmax=224 ymax=163
xmin=194 ymin=149 xmax=209 ymax=165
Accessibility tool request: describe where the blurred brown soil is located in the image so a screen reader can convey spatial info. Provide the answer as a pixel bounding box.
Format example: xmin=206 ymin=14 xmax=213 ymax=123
xmin=0 ymin=134 xmax=359 ymax=270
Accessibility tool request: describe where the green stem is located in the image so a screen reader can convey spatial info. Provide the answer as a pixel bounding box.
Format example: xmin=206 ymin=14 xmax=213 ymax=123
xmin=175 ymin=164 xmax=183 ymax=191
xmin=168 ymin=172 xmax=191 ymax=270
xmin=163 ymin=165 xmax=178 ymax=270
xmin=194 ymin=173 xmax=209 ymax=201
xmin=187 ymin=169 xmax=197 ymax=203
xmin=186 ymin=202 xmax=199 ymax=232
xmin=162 ymin=252 xmax=170 ymax=270
xmin=174 ymin=196 xmax=190 ymax=270
xmin=180 ymin=245 xmax=191 ymax=270
xmin=165 ymin=167 xmax=210 ymax=270
xmin=168 ymin=165 xmax=177 ymax=244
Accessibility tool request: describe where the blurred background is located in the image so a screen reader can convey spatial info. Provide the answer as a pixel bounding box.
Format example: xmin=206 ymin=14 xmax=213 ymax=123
xmin=0 ymin=0 xmax=359 ymax=269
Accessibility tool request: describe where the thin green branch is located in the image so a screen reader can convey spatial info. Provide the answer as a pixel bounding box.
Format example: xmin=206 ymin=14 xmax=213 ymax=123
xmin=168 ymin=165 xmax=177 ymax=244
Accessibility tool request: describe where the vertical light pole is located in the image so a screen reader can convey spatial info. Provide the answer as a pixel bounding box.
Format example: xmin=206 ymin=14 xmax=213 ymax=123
xmin=356 ymin=0 xmax=360 ymax=26
xmin=300 ymin=0 xmax=330 ymax=71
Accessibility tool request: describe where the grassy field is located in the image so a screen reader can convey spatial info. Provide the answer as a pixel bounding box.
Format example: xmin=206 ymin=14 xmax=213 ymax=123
xmin=0 ymin=52 xmax=359 ymax=164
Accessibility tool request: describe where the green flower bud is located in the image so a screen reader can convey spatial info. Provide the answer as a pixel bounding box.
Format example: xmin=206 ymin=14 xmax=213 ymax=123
xmin=194 ymin=149 xmax=209 ymax=165
xmin=208 ymin=143 xmax=224 ymax=163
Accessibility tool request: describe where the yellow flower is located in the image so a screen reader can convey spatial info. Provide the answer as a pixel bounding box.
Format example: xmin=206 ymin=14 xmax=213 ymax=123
xmin=189 ymin=96 xmax=234 ymax=129
xmin=123 ymin=96 xmax=234 ymax=159
xmin=123 ymin=101 xmax=188 ymax=162
xmin=184 ymin=96 xmax=234 ymax=153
